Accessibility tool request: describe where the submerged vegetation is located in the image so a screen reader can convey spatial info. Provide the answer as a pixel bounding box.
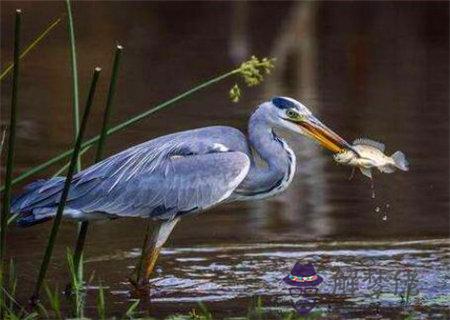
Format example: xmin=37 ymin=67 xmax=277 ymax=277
xmin=0 ymin=2 xmax=275 ymax=318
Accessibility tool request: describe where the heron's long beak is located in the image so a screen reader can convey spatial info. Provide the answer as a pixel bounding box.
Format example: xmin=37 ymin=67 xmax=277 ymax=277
xmin=296 ymin=115 xmax=354 ymax=154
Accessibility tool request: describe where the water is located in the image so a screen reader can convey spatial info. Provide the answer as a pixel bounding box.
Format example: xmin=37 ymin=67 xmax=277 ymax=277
xmin=1 ymin=2 xmax=449 ymax=318
xmin=370 ymin=180 xmax=376 ymax=199
xmin=102 ymin=239 xmax=449 ymax=318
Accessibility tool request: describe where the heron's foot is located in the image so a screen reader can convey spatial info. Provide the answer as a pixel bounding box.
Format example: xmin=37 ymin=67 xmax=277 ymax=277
xmin=129 ymin=276 xmax=151 ymax=298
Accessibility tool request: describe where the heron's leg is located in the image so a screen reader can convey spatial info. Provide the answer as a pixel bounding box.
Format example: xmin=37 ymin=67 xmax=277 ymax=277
xmin=131 ymin=218 xmax=180 ymax=291
xmin=131 ymin=219 xmax=153 ymax=286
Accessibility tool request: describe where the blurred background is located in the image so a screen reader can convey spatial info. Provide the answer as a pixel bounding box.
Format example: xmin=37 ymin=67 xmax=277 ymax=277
xmin=1 ymin=1 xmax=449 ymax=318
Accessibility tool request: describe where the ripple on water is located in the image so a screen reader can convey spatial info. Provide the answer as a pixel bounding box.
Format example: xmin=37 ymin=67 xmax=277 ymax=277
xmin=110 ymin=239 xmax=449 ymax=316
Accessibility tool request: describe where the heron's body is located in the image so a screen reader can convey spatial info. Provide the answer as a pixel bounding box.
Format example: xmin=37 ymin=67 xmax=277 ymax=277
xmin=12 ymin=97 xmax=351 ymax=289
xmin=13 ymin=125 xmax=295 ymax=223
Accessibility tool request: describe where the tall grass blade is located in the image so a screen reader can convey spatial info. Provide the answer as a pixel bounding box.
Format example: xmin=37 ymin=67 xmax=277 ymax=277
xmin=72 ymin=44 xmax=124 ymax=274
xmin=95 ymin=44 xmax=123 ymax=162
xmin=21 ymin=313 xmax=39 ymax=320
xmin=125 ymin=299 xmax=140 ymax=318
xmin=96 ymin=283 xmax=106 ymax=320
xmin=66 ymin=249 xmax=84 ymax=318
xmin=7 ymin=259 xmax=17 ymax=311
xmin=198 ymin=302 xmax=213 ymax=320
xmin=0 ymin=16 xmax=62 ymax=81
xmin=0 ymin=10 xmax=22 ymax=316
xmin=0 ymin=260 xmax=38 ymax=320
xmin=65 ymin=0 xmax=81 ymax=172
xmin=36 ymin=302 xmax=49 ymax=319
xmin=5 ymin=213 xmax=18 ymax=227
xmin=30 ymin=67 xmax=101 ymax=304
xmin=52 ymin=145 xmax=91 ymax=177
xmin=44 ymin=284 xmax=62 ymax=320
xmin=1 ymin=56 xmax=274 ymax=192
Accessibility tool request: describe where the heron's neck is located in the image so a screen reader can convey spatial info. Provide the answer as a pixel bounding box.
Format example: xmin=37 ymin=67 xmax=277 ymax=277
xmin=236 ymin=112 xmax=296 ymax=198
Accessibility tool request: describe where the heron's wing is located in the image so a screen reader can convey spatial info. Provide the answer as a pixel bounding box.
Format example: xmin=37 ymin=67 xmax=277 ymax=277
xmin=13 ymin=134 xmax=250 ymax=220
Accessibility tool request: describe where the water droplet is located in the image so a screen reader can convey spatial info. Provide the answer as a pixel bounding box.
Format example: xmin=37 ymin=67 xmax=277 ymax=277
xmin=385 ymin=203 xmax=390 ymax=209
xmin=375 ymin=206 xmax=380 ymax=213
xmin=370 ymin=179 xmax=376 ymax=199
xmin=382 ymin=214 xmax=388 ymax=221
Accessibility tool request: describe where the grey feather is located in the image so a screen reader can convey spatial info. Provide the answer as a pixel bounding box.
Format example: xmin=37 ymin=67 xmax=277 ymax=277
xmin=12 ymin=126 xmax=252 ymax=220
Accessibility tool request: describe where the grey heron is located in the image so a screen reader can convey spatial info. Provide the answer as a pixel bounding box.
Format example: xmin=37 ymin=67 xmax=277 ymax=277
xmin=12 ymin=97 xmax=353 ymax=290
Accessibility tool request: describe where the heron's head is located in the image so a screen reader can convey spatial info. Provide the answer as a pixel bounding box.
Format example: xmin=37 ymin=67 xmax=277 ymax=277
xmin=262 ymin=96 xmax=353 ymax=153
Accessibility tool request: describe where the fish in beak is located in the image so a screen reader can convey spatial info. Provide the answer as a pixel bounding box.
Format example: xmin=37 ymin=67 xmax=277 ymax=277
xmin=297 ymin=115 xmax=357 ymax=154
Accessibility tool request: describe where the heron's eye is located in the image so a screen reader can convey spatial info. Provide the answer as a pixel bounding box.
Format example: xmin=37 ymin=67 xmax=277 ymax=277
xmin=286 ymin=109 xmax=297 ymax=118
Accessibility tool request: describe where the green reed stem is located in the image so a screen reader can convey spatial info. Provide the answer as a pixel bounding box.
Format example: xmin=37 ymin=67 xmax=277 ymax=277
xmin=0 ymin=15 xmax=62 ymax=81
xmin=52 ymin=145 xmax=91 ymax=177
xmin=1 ymin=68 xmax=240 ymax=193
xmin=0 ymin=11 xmax=22 ymax=317
xmin=0 ymin=9 xmax=22 ymax=293
xmin=94 ymin=45 xmax=123 ymax=162
xmin=65 ymin=0 xmax=81 ymax=172
xmin=31 ymin=67 xmax=101 ymax=304
xmin=72 ymin=45 xmax=123 ymax=274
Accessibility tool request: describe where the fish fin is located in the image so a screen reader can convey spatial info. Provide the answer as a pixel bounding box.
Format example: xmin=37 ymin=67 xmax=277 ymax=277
xmin=391 ymin=151 xmax=409 ymax=171
xmin=379 ymin=165 xmax=396 ymax=173
xmin=359 ymin=167 xmax=372 ymax=178
xmin=353 ymin=138 xmax=385 ymax=152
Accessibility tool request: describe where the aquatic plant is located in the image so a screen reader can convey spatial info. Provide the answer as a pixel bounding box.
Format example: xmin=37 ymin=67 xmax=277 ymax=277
xmin=31 ymin=68 xmax=102 ymax=302
xmin=43 ymin=284 xmax=62 ymax=320
xmin=96 ymin=283 xmax=106 ymax=320
xmin=229 ymin=83 xmax=241 ymax=103
xmin=246 ymin=297 xmax=265 ymax=320
xmin=230 ymin=56 xmax=275 ymax=102
xmin=0 ymin=258 xmax=39 ymax=320
xmin=52 ymin=146 xmax=91 ymax=177
xmin=125 ymin=299 xmax=141 ymax=319
xmin=238 ymin=56 xmax=275 ymax=87
xmin=6 ymin=260 xmax=16 ymax=314
xmin=0 ymin=10 xmax=22 ymax=316
xmin=66 ymin=249 xmax=85 ymax=318
xmin=0 ymin=15 xmax=62 ymax=81
xmin=72 ymin=45 xmax=124 ymax=275
xmin=64 ymin=0 xmax=81 ymax=171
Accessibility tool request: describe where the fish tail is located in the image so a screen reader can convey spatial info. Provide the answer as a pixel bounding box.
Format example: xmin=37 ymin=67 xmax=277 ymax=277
xmin=391 ymin=151 xmax=409 ymax=171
